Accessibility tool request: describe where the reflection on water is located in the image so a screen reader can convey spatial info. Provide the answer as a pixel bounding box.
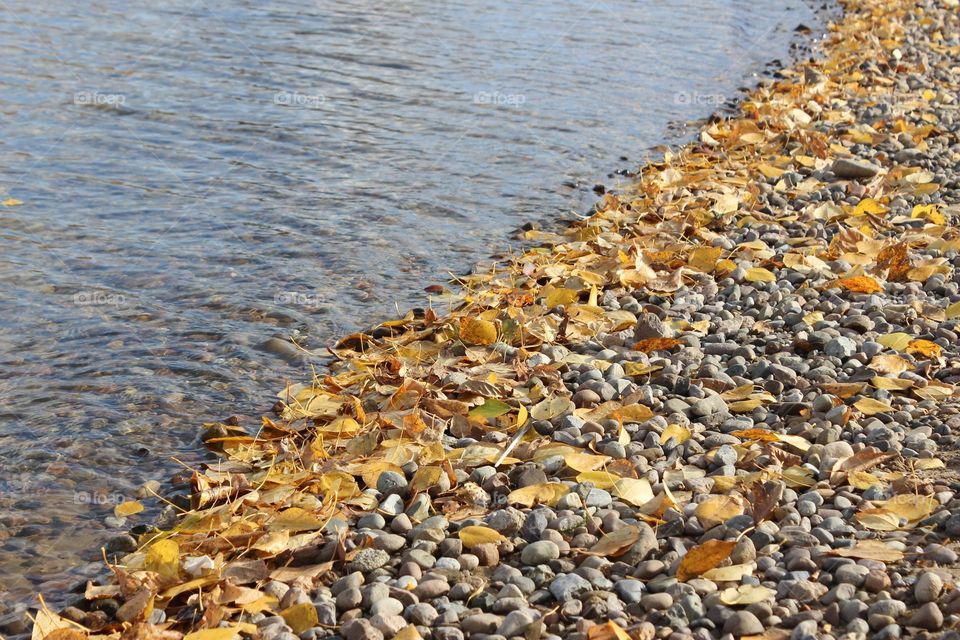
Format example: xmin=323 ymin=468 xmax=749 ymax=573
xmin=0 ymin=0 xmax=819 ymax=614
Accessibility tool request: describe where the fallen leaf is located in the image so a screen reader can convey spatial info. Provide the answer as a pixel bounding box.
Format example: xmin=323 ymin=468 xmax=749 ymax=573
xmin=145 ymin=539 xmax=179 ymax=582
xmin=507 ymin=483 xmax=569 ymax=507
xmin=695 ymin=495 xmax=745 ymax=527
xmin=584 ymin=525 xmax=641 ymax=557
xmin=458 ymin=525 xmax=506 ymax=548
xmin=114 ymin=501 xmax=144 ymax=518
xmin=459 ymin=318 xmax=497 ymax=346
xmin=468 ymin=398 xmax=511 ymax=418
xmin=183 ymin=629 xmax=241 ymax=640
xmin=586 ymin=620 xmax=632 ymax=640
xmin=610 ymin=404 xmax=655 ymax=423
xmin=744 ymin=267 xmax=776 ymax=283
xmin=677 ymin=539 xmax=737 ymax=581
xmin=719 ymin=584 xmax=776 ymax=606
xmin=280 ymin=603 xmax=318 ymax=635
xmin=832 ymin=275 xmax=884 ymax=293
xmin=701 ymin=562 xmax=755 ymax=581
xmin=633 ymin=337 xmax=683 ymax=353
xmin=854 ymin=398 xmax=894 ymax=415
xmin=828 ymin=540 xmax=904 ymax=563
xmin=659 ymin=423 xmax=691 ymax=446
xmin=612 ymin=478 xmax=654 ymax=507
xmin=907 ymin=339 xmax=941 ymax=358
xmin=855 ymin=509 xmax=900 ymax=531
xmin=868 ymin=354 xmax=911 ymax=375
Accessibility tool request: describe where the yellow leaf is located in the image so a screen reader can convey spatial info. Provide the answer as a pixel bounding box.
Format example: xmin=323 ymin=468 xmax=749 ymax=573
xmin=907 ymin=339 xmax=941 ymax=358
xmin=184 ymin=628 xmax=241 ymax=640
xmin=459 ymin=525 xmax=506 ymax=548
xmin=459 ymin=318 xmax=497 ymax=346
xmin=757 ymin=163 xmax=784 ymax=179
xmin=587 ymin=621 xmax=632 ymax=640
xmin=507 ymin=483 xmax=569 ymax=507
xmin=394 ymin=627 xmax=423 ymax=640
xmin=913 ymin=458 xmax=945 ymax=470
xmin=633 ymin=337 xmax=683 ymax=353
xmin=610 ymin=404 xmax=655 ymax=423
xmin=832 ymin=275 xmax=884 ymax=293
xmin=688 ymin=246 xmax=723 ymax=272
xmin=612 ymin=478 xmax=654 ymax=507
xmin=855 ymin=509 xmax=900 ymax=531
xmin=695 ymin=496 xmax=745 ymax=527
xmin=410 ymin=466 xmax=444 ymax=494
xmin=576 ymin=470 xmax=621 ymax=490
xmin=875 ymin=495 xmax=937 ymax=522
xmin=545 ymin=287 xmax=580 ymax=308
xmin=145 ymin=539 xmax=179 ymax=582
xmin=659 ymin=423 xmax=691 ymax=446
xmin=529 ymin=395 xmax=575 ymax=421
xmin=677 ymin=540 xmax=737 ymax=581
xmin=114 ymin=501 xmax=144 ymax=518
xmin=744 ymin=267 xmax=776 ymax=283
xmin=946 ymin=300 xmax=960 ymax=320
xmin=871 ymin=377 xmax=914 ymax=391
xmin=1 ymin=198 xmax=23 ymax=206
xmin=563 ymin=451 xmax=610 ymax=473
xmin=269 ymin=507 xmax=327 ymax=533
xmin=852 ymin=198 xmax=887 ymax=216
xmin=280 ymin=603 xmax=318 ymax=635
xmin=854 ymin=398 xmax=894 ymax=415
xmin=912 ymin=203 xmax=945 ymax=225
xmin=877 ymin=333 xmax=911 ymax=351
xmin=848 ymin=471 xmax=882 ymax=490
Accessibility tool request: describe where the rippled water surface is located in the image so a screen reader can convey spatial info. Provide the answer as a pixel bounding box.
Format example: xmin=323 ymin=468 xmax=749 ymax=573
xmin=0 ymin=0 xmax=820 ymax=613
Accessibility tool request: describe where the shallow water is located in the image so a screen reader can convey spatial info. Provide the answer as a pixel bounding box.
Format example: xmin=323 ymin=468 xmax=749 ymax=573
xmin=0 ymin=0 xmax=820 ymax=612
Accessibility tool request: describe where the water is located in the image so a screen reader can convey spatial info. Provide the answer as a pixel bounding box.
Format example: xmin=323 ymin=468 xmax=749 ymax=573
xmin=0 ymin=0 xmax=820 ymax=612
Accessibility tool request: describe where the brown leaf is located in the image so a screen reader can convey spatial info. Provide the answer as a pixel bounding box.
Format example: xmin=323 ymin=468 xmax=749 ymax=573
xmin=751 ymin=481 xmax=784 ymax=525
xmin=677 ymin=539 xmax=737 ymax=581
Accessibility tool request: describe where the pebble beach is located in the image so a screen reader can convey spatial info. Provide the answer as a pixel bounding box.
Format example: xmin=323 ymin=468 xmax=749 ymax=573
xmin=22 ymin=1 xmax=960 ymax=640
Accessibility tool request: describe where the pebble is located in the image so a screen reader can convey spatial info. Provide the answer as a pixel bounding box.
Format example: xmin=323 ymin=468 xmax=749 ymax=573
xmin=521 ymin=540 xmax=560 ymax=565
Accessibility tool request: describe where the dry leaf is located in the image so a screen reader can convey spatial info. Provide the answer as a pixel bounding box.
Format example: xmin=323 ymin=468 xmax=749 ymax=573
xmin=828 ymin=540 xmax=904 ymax=563
xmin=507 ymin=483 xmax=569 ymax=507
xmin=832 ymin=275 xmax=884 ymax=293
xmin=695 ymin=495 xmax=745 ymax=527
xmin=458 ymin=525 xmax=506 ymax=548
xmin=677 ymin=539 xmax=737 ymax=581
xmin=854 ymin=398 xmax=894 ymax=415
xmin=719 ymin=584 xmax=776 ymax=606
xmin=633 ymin=337 xmax=683 ymax=353
xmin=459 ymin=318 xmax=497 ymax=346
xmin=584 ymin=525 xmax=641 ymax=557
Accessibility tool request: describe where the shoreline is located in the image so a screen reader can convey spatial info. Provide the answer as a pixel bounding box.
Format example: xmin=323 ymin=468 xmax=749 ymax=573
xmin=26 ymin=1 xmax=960 ymax=640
